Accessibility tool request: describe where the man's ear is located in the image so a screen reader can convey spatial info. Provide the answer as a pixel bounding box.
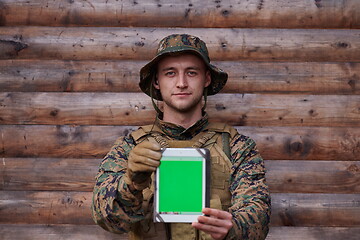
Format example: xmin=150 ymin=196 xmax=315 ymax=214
xmin=153 ymin=75 xmax=160 ymax=89
xmin=204 ymin=70 xmax=211 ymax=88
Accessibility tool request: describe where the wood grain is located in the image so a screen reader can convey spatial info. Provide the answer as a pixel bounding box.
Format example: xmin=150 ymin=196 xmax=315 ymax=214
xmin=0 ymin=158 xmax=101 ymax=192
xmin=1 ymin=225 xmax=359 ymax=240
xmin=1 ymin=158 xmax=359 ymax=194
xmin=266 ymin=227 xmax=360 ymax=240
xmin=266 ymin=160 xmax=360 ymax=194
xmin=1 ymin=191 xmax=359 ymax=227
xmin=246 ymin=126 xmax=360 ymax=161
xmin=1 ymin=60 xmax=359 ymax=94
xmin=0 ymin=125 xmax=359 ymax=160
xmin=271 ymin=193 xmax=360 ymax=227
xmin=0 ymin=125 xmax=136 ymax=158
xmin=1 ymin=0 xmax=359 ymax=28
xmin=0 ymin=224 xmax=127 ymax=240
xmin=1 ymin=92 xmax=359 ymax=127
xmin=1 ymin=27 xmax=359 ymax=61
xmin=1 ymin=0 xmax=359 ymax=238
xmin=0 ymin=191 xmax=93 ymax=224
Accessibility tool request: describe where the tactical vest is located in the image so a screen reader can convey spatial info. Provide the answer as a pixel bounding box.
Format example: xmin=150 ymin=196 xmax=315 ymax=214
xmin=128 ymin=122 xmax=238 ymax=240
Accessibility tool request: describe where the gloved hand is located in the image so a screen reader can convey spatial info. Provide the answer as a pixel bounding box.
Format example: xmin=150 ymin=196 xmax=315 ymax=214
xmin=124 ymin=140 xmax=162 ymax=191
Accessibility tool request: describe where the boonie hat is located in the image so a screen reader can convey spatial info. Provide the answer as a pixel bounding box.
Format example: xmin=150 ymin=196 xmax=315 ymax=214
xmin=139 ymin=34 xmax=228 ymax=101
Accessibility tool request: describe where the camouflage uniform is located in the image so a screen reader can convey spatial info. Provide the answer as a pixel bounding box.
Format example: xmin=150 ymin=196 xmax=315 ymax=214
xmin=92 ymin=34 xmax=271 ymax=239
xmin=92 ymin=115 xmax=271 ymax=239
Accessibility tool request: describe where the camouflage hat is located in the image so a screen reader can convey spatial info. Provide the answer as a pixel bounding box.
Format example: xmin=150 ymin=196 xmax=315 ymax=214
xmin=139 ymin=34 xmax=228 ymax=101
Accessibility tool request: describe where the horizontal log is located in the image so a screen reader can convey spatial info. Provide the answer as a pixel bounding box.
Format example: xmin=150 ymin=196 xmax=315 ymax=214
xmin=0 ymin=224 xmax=127 ymax=240
xmin=1 ymin=225 xmax=359 ymax=240
xmin=1 ymin=27 xmax=360 ymax=61
xmin=0 ymin=191 xmax=93 ymax=225
xmin=1 ymin=0 xmax=359 ymax=29
xmin=1 ymin=191 xmax=359 ymax=227
xmin=0 ymin=125 xmax=135 ymax=158
xmin=266 ymin=160 xmax=360 ymax=194
xmin=250 ymin=126 xmax=360 ymax=161
xmin=1 ymin=92 xmax=359 ymax=127
xmin=271 ymin=193 xmax=360 ymax=227
xmin=1 ymin=158 xmax=359 ymax=194
xmin=0 ymin=158 xmax=101 ymax=192
xmin=266 ymin=227 xmax=360 ymax=240
xmin=0 ymin=60 xmax=359 ymax=95
xmin=0 ymin=125 xmax=359 ymax=160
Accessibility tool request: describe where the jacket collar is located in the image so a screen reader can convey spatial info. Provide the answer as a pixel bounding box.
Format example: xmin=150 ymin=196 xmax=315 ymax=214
xmin=155 ymin=113 xmax=209 ymax=140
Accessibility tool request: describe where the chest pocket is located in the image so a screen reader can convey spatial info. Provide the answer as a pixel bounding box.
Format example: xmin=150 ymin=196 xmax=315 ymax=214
xmin=209 ymin=144 xmax=232 ymax=211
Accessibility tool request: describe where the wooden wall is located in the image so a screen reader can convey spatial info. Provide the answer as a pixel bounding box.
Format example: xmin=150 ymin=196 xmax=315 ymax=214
xmin=1 ymin=0 xmax=360 ymax=239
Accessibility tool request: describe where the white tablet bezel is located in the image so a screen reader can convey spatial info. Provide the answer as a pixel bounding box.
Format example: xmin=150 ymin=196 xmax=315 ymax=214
xmin=154 ymin=148 xmax=210 ymax=223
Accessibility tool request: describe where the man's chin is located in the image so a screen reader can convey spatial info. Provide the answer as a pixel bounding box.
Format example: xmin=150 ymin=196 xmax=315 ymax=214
xmin=166 ymin=104 xmax=197 ymax=113
xmin=163 ymin=98 xmax=203 ymax=114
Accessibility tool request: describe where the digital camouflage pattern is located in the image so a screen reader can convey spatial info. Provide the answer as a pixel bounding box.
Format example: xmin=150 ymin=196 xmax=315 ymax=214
xmin=139 ymin=34 xmax=228 ymax=101
xmin=157 ymin=34 xmax=209 ymax=61
xmin=92 ymin=114 xmax=271 ymax=239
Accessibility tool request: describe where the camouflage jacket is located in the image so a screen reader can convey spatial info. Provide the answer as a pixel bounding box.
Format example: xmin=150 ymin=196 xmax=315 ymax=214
xmin=92 ymin=114 xmax=271 ymax=239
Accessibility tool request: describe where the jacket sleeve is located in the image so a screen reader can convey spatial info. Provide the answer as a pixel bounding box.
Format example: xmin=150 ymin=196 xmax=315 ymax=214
xmin=91 ymin=136 xmax=146 ymax=233
xmin=226 ymin=134 xmax=271 ymax=240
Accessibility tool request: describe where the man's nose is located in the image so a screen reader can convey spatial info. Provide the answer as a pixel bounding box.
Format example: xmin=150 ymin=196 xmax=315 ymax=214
xmin=176 ymin=74 xmax=188 ymax=88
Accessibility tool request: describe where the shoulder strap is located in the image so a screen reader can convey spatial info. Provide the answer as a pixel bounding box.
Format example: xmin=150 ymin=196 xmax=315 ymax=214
xmin=131 ymin=124 xmax=159 ymax=142
xmin=192 ymin=131 xmax=217 ymax=148
xmin=207 ymin=122 xmax=238 ymax=160
xmin=131 ymin=124 xmax=169 ymax=148
xmin=207 ymin=122 xmax=237 ymax=136
xmin=206 ymin=122 xmax=227 ymax=132
xmin=222 ymin=132 xmax=231 ymax=160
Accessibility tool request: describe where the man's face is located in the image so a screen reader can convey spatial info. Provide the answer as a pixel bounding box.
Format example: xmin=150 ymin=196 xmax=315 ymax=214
xmin=154 ymin=53 xmax=211 ymax=114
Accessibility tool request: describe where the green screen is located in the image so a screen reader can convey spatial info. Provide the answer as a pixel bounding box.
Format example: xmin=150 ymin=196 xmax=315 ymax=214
xmin=159 ymin=156 xmax=203 ymax=213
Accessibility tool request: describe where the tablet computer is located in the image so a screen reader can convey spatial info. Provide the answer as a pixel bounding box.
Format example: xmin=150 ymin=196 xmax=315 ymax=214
xmin=154 ymin=148 xmax=210 ymax=223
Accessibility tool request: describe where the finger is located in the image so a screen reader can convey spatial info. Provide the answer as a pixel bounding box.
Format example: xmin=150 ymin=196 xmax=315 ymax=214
xmin=197 ymin=215 xmax=233 ymax=230
xmin=130 ymin=156 xmax=161 ymax=171
xmin=202 ymin=208 xmax=232 ymax=220
xmin=191 ymin=221 xmax=228 ymax=238
xmin=133 ymin=145 xmax=162 ymax=161
xmin=139 ymin=140 xmax=162 ymax=151
xmin=129 ymin=163 xmax=157 ymax=172
xmin=135 ymin=149 xmax=162 ymax=162
xmin=148 ymin=137 xmax=161 ymax=146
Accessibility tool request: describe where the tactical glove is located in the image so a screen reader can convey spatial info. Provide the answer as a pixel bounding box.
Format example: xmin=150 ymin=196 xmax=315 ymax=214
xmin=124 ymin=140 xmax=162 ymax=191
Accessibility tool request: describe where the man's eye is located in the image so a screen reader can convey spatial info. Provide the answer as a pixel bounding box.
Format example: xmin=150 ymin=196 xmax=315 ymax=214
xmin=165 ymin=72 xmax=175 ymax=76
xmin=187 ymin=71 xmax=197 ymax=76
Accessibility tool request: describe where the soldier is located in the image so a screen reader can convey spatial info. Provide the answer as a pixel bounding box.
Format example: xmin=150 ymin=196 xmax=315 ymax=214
xmin=92 ymin=34 xmax=271 ymax=240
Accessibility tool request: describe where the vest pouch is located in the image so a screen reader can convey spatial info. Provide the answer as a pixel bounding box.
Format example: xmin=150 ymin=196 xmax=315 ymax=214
xmin=210 ymin=194 xmax=222 ymax=210
xmin=171 ymin=223 xmax=197 ymax=240
xmin=210 ymin=155 xmax=232 ymax=211
xmin=211 ymin=156 xmax=228 ymax=190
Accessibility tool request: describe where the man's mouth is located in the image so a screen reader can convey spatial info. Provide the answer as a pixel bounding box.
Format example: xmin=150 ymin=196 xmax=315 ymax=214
xmin=173 ymin=92 xmax=191 ymax=96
